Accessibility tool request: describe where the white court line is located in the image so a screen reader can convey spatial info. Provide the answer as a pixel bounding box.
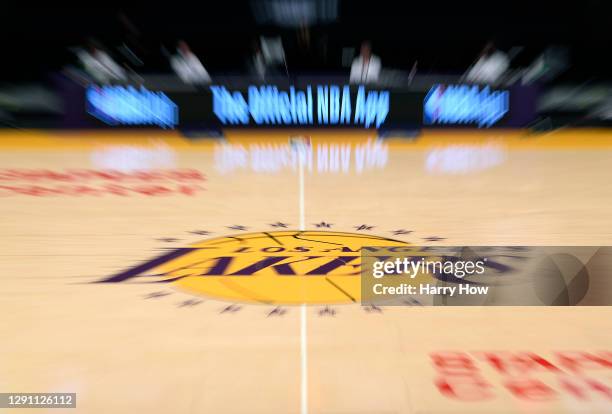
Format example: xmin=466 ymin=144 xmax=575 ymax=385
xmin=298 ymin=149 xmax=308 ymax=414
xmin=300 ymin=301 xmax=308 ymax=414
xmin=298 ymin=148 xmax=306 ymax=231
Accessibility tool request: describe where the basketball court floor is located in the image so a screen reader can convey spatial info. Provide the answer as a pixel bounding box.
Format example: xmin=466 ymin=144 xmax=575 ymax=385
xmin=1 ymin=128 xmax=612 ymax=413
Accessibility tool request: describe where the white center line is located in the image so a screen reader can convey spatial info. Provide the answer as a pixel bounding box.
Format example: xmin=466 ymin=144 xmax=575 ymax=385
xmin=298 ymin=149 xmax=305 ymax=231
xmin=298 ymin=146 xmax=308 ymax=414
xmin=300 ymin=302 xmax=308 ymax=414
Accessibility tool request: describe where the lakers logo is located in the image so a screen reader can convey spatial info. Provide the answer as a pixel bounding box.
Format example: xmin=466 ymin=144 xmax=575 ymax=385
xmin=99 ymin=231 xmax=413 ymax=304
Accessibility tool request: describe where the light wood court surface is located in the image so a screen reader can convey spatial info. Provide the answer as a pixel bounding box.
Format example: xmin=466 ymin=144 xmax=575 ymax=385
xmin=1 ymin=129 xmax=612 ymax=413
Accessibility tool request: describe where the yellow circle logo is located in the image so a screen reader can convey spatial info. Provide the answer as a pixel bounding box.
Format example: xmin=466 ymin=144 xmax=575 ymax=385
xmin=146 ymin=231 xmax=411 ymax=304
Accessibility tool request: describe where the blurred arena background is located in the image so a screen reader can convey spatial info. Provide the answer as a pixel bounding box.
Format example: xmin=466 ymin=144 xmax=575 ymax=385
xmin=0 ymin=1 xmax=610 ymax=130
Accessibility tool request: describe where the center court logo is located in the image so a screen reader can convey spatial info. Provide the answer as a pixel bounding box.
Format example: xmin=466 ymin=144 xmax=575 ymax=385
xmin=99 ymin=231 xmax=420 ymax=304
xmin=98 ymin=230 xmax=521 ymax=305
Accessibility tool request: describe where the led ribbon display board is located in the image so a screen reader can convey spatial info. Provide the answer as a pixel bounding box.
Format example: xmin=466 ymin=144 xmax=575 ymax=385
xmin=424 ymin=84 xmax=510 ymax=127
xmin=211 ymin=85 xmax=389 ymax=128
xmin=80 ymin=83 xmax=535 ymax=130
xmin=86 ymin=86 xmax=179 ymax=128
